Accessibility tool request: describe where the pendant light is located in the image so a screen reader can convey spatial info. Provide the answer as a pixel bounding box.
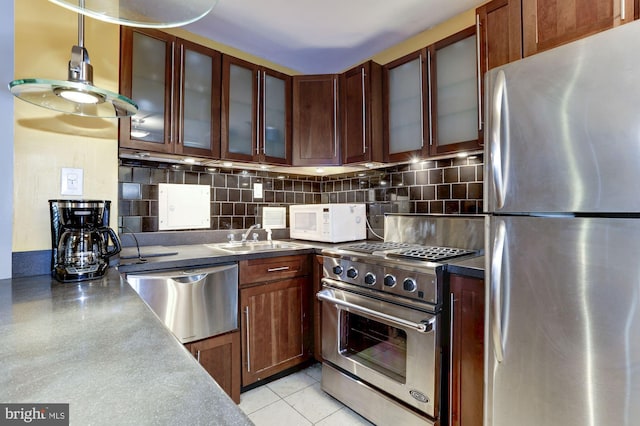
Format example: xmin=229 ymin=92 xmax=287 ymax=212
xmin=9 ymin=11 xmax=137 ymax=118
xmin=47 ymin=0 xmax=220 ymax=28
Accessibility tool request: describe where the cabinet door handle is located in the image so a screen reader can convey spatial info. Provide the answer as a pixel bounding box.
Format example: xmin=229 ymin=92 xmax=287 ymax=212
xmin=476 ymin=14 xmax=483 ymax=132
xmin=333 ymin=77 xmax=338 ymax=157
xmin=419 ymin=54 xmax=425 ymax=148
xmin=267 ymin=266 xmax=290 ymax=272
xmin=169 ymin=41 xmax=176 ymax=144
xmin=426 ymin=50 xmax=433 ymax=146
xmin=535 ymin=0 xmax=539 ymax=45
xmin=256 ymin=71 xmax=261 ymax=155
xmin=621 ymin=0 xmax=626 ymax=20
xmin=449 ymin=293 xmax=455 ymax=426
xmin=262 ymin=71 xmax=267 ymax=155
xmin=244 ymin=306 xmax=251 ymax=372
xmin=361 ymin=67 xmax=366 ymax=153
xmin=196 ymin=349 xmax=201 ymax=363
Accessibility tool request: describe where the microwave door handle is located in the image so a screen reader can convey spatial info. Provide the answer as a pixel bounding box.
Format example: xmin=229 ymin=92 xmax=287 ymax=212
xmin=317 ymin=287 xmax=434 ymax=333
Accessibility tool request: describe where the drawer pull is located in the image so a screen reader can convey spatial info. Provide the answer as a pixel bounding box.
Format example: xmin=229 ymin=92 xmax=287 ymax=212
xmin=267 ymin=266 xmax=290 ymax=272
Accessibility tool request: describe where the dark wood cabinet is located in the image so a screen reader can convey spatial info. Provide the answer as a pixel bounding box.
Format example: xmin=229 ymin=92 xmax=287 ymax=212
xmin=292 ymin=75 xmax=341 ymax=166
xmin=341 ymin=61 xmax=384 ymax=164
xmin=429 ymin=27 xmax=483 ymax=156
xmin=119 ymin=27 xmax=221 ymax=158
xmin=186 ymin=331 xmax=241 ymax=404
xmin=221 ymin=55 xmax=291 ymax=165
xmin=476 ymin=0 xmax=522 ymax=149
xmin=522 ymin=0 xmax=635 ymax=57
xmin=448 ymin=274 xmax=485 ymax=426
xmin=477 ymin=0 xmax=522 ymax=73
xmin=239 ymin=255 xmax=312 ymax=387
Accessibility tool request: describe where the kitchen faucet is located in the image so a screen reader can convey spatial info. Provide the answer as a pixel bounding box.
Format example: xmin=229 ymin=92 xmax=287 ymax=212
xmin=241 ymin=224 xmax=261 ymax=243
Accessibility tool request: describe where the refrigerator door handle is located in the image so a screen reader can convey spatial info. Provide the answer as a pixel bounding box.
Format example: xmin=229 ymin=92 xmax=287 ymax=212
xmin=491 ymin=220 xmax=506 ymax=362
xmin=490 ymin=70 xmax=508 ymax=209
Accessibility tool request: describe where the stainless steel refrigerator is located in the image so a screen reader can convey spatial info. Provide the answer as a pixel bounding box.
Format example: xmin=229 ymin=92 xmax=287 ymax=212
xmin=484 ymin=20 xmax=640 ymax=426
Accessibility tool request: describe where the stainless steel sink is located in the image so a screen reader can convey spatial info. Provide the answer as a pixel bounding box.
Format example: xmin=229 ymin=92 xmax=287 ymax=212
xmin=205 ymin=240 xmax=304 ymax=254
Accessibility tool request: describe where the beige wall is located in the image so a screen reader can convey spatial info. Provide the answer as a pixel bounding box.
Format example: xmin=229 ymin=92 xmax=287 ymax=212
xmin=369 ymin=9 xmax=477 ymax=66
xmin=12 ymin=1 xmax=480 ymax=252
xmin=13 ymin=0 xmax=120 ymax=251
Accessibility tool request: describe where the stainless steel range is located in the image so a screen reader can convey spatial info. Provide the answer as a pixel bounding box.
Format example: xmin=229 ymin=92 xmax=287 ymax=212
xmin=318 ymin=214 xmax=484 ymax=426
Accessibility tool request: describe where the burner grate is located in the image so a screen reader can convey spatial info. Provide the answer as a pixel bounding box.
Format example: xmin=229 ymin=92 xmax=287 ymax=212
xmin=340 ymin=242 xmax=415 ymax=254
xmin=387 ymin=246 xmax=475 ymax=262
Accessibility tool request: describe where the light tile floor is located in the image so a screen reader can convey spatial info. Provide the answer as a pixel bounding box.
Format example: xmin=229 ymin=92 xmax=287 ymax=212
xmin=239 ymin=363 xmax=374 ymax=426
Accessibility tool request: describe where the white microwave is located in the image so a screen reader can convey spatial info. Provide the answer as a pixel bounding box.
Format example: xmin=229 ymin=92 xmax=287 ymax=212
xmin=289 ymin=204 xmax=367 ymax=243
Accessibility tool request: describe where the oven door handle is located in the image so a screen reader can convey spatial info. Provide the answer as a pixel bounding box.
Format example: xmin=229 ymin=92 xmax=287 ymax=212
xmin=317 ymin=288 xmax=435 ymax=333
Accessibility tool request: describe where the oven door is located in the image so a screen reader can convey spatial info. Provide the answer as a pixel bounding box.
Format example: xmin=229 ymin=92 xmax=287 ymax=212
xmin=318 ymin=285 xmax=440 ymax=418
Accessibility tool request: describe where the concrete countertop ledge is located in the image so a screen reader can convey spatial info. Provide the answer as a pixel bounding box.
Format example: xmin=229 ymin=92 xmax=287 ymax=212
xmin=0 ymin=270 xmax=251 ymax=426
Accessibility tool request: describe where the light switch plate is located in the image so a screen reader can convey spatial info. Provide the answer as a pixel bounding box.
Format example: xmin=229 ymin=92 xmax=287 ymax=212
xmin=61 ymin=167 xmax=83 ymax=196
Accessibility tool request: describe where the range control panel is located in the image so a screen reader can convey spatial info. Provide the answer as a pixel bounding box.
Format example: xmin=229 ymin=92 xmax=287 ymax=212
xmin=323 ymin=255 xmax=440 ymax=306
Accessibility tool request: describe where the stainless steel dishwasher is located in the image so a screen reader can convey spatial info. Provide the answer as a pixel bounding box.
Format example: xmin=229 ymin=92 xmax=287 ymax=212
xmin=126 ymin=264 xmax=238 ymax=343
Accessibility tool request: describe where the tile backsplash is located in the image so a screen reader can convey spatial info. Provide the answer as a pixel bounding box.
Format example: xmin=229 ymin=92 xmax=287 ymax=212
xmin=118 ymin=154 xmax=483 ymax=234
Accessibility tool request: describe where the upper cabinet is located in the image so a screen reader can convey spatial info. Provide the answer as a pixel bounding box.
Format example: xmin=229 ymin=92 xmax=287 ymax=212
xmin=522 ymin=0 xmax=635 ymax=56
xmin=383 ymin=50 xmax=430 ymax=163
xmin=292 ymin=74 xmax=341 ymax=166
xmin=477 ymin=0 xmax=523 ymax=73
xmin=429 ymin=27 xmax=482 ymax=155
xmin=221 ymin=56 xmax=291 ymax=165
xmin=119 ymin=27 xmax=221 ymax=158
xmin=341 ymin=61 xmax=384 ymax=164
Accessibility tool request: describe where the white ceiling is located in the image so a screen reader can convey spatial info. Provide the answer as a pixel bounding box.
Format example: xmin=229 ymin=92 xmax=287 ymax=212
xmin=184 ymin=0 xmax=486 ymax=74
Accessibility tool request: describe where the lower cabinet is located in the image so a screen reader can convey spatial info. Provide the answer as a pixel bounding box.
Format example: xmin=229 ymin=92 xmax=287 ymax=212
xmin=239 ymin=255 xmax=312 ymax=387
xmin=448 ymin=274 xmax=485 ymax=426
xmin=186 ymin=331 xmax=241 ymax=404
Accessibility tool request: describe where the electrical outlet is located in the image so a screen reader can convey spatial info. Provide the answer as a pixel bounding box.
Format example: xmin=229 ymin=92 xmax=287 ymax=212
xmin=61 ymin=168 xmax=83 ymax=196
xmin=253 ymin=182 xmax=263 ymax=199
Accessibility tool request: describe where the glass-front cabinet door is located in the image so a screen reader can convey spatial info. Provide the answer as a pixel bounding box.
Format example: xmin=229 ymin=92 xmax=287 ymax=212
xmin=429 ymin=26 xmax=482 ymax=155
xmin=119 ymin=27 xmax=220 ymax=158
xmin=224 ymin=59 xmax=256 ymax=158
xmin=177 ymin=40 xmax=221 ymax=157
xmin=221 ymin=56 xmax=290 ymax=165
xmin=263 ymin=71 xmax=288 ymax=160
xmin=120 ymin=28 xmax=173 ymax=153
xmin=384 ymin=50 xmax=430 ymax=163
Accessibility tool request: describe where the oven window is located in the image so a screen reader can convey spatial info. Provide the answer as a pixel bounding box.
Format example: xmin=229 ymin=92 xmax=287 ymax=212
xmin=339 ymin=311 xmax=407 ymax=383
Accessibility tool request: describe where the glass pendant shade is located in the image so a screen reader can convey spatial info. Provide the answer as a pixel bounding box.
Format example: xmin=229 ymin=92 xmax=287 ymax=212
xmin=8 ymin=15 xmax=137 ymax=118
xmin=9 ymin=78 xmax=137 ymax=118
xmin=48 ymin=0 xmax=219 ymax=28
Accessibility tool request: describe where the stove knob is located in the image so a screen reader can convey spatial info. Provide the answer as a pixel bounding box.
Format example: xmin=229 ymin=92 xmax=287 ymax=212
xmin=332 ymin=265 xmax=343 ymax=275
xmin=384 ymin=274 xmax=396 ymax=287
xmin=346 ymin=267 xmax=358 ymax=279
xmin=403 ymin=278 xmax=417 ymax=292
xmin=364 ymin=272 xmax=376 ymax=285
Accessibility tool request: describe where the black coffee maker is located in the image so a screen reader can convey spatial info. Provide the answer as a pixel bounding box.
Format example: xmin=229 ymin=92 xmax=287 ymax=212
xmin=49 ymin=200 xmax=121 ymax=282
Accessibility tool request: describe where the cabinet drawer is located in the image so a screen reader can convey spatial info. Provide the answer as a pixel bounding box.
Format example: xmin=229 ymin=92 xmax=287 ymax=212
xmin=240 ymin=255 xmax=310 ymax=285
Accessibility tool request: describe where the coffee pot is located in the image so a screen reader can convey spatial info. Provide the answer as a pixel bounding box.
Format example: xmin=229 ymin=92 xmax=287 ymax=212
xmin=49 ymin=200 xmax=121 ymax=282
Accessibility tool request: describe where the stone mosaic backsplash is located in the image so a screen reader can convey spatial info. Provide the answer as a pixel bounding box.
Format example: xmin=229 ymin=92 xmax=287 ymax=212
xmin=118 ymin=154 xmax=483 ymax=234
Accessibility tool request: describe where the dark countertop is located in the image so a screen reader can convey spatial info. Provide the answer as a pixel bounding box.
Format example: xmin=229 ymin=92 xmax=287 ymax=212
xmin=447 ymin=255 xmax=485 ymax=279
xmin=116 ymin=239 xmax=485 ymax=279
xmin=0 ymin=270 xmax=251 ymax=426
xmin=116 ymin=239 xmax=345 ymax=274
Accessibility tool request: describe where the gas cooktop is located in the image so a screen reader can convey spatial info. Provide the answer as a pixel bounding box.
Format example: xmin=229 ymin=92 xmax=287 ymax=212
xmin=337 ymin=242 xmax=476 ymax=263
